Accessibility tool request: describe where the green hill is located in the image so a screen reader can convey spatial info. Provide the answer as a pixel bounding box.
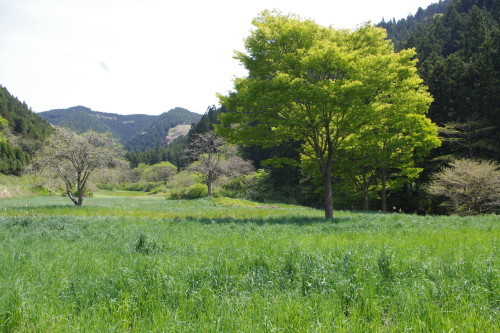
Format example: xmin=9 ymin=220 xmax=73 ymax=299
xmin=39 ymin=106 xmax=156 ymax=143
xmin=0 ymin=85 xmax=54 ymax=175
xmin=39 ymin=106 xmax=202 ymax=152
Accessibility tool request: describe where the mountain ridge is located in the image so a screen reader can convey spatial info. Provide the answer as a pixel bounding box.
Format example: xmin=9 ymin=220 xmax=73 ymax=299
xmin=38 ymin=106 xmax=202 ymax=151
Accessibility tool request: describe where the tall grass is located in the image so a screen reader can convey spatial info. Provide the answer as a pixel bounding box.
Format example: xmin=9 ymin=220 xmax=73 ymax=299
xmin=0 ymin=196 xmax=498 ymax=332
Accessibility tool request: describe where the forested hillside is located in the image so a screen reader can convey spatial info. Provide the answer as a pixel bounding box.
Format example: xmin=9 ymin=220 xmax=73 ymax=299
xmin=0 ymin=86 xmax=54 ymax=174
xmin=377 ymin=0 xmax=451 ymax=51
xmin=407 ymin=0 xmax=499 ymax=159
xmin=39 ymin=106 xmax=156 ymax=143
xmin=379 ymin=0 xmax=499 ymax=161
xmin=39 ymin=106 xmax=202 ymax=152
xmin=126 ymin=106 xmax=222 ymax=168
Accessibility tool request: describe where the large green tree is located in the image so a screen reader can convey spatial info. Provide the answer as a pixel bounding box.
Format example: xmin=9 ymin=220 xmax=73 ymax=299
xmin=336 ymin=109 xmax=440 ymax=212
xmin=218 ymin=11 xmax=436 ymax=218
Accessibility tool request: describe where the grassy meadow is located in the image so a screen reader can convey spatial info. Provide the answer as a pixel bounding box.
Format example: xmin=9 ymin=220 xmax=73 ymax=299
xmin=0 ymin=194 xmax=498 ymax=332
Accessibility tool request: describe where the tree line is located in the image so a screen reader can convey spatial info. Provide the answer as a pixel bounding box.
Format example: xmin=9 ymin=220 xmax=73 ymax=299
xmin=2 ymin=0 xmax=499 ymax=216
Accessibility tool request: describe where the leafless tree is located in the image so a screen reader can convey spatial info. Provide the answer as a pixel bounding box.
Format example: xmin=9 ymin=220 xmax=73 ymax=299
xmin=34 ymin=128 xmax=128 ymax=206
xmin=187 ymin=131 xmax=253 ymax=196
xmin=428 ymin=159 xmax=500 ymax=215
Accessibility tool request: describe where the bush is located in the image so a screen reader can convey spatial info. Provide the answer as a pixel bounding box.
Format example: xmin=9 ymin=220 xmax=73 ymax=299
xmin=96 ymin=183 xmax=114 ymax=191
xmin=117 ymin=182 xmax=159 ymax=192
xmin=30 ymin=185 xmax=52 ymax=196
xmin=219 ymin=169 xmax=279 ymax=202
xmin=148 ymin=185 xmax=167 ymax=195
xmin=427 ymin=159 xmax=500 ymax=215
xmin=168 ymin=184 xmax=208 ymax=200
xmin=167 ymin=170 xmax=203 ymax=190
xmin=141 ymin=161 xmax=177 ymax=183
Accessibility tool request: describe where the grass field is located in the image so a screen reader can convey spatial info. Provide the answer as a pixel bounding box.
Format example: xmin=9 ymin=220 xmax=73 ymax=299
xmin=0 ymin=195 xmax=498 ymax=332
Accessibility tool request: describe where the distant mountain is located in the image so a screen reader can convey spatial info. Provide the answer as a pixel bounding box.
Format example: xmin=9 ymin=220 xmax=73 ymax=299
xmin=0 ymin=85 xmax=54 ymax=175
xmin=39 ymin=106 xmax=202 ymax=152
xmin=39 ymin=106 xmax=156 ymax=143
xmin=125 ymin=108 xmax=202 ymax=151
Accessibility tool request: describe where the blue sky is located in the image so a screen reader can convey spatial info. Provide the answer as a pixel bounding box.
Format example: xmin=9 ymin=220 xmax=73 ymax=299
xmin=0 ymin=0 xmax=438 ymax=115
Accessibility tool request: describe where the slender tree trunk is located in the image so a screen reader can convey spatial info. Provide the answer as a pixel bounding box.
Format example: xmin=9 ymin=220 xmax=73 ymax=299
xmin=207 ymin=171 xmax=213 ymax=196
xmin=362 ymin=173 xmax=369 ymax=211
xmin=323 ymin=165 xmax=334 ymax=219
xmin=363 ymin=185 xmax=369 ymax=211
xmin=381 ymin=168 xmax=387 ymax=212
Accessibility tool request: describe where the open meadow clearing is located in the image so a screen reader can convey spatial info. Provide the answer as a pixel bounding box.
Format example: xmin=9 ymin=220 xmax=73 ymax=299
xmin=0 ymin=195 xmax=498 ymax=332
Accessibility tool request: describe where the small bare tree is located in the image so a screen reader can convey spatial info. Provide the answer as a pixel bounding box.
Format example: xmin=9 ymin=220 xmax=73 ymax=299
xmin=34 ymin=128 xmax=128 ymax=206
xmin=187 ymin=131 xmax=253 ymax=196
xmin=428 ymin=159 xmax=500 ymax=215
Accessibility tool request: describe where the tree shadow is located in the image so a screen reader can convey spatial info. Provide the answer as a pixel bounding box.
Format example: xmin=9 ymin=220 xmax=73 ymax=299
xmin=2 ymin=204 xmax=75 ymax=211
xmin=179 ymin=215 xmax=352 ymax=226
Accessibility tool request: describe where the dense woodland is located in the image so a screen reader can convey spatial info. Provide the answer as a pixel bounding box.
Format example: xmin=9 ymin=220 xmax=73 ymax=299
xmin=1 ymin=0 xmax=498 ymax=214
xmin=0 ymin=86 xmax=53 ymax=174
xmin=377 ymin=0 xmax=452 ymax=51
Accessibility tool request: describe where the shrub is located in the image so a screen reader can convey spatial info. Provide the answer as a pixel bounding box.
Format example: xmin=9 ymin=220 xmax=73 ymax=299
xmin=185 ymin=184 xmax=208 ymax=199
xmin=96 ymin=183 xmax=114 ymax=191
xmin=167 ymin=170 xmax=203 ymax=190
xmin=148 ymin=185 xmax=167 ymax=195
xmin=220 ymin=169 xmax=274 ymax=201
xmin=30 ymin=185 xmax=52 ymax=196
xmin=167 ymin=184 xmax=208 ymax=200
xmin=117 ymin=182 xmax=158 ymax=192
xmin=141 ymin=161 xmax=177 ymax=183
xmin=428 ymin=159 xmax=500 ymax=215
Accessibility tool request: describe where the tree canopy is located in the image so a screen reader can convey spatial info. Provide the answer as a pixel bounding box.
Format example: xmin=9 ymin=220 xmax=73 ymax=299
xmin=219 ymin=11 xmax=438 ymax=218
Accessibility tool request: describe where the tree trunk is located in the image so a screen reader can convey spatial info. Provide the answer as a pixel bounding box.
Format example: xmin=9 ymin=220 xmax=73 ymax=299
xmin=77 ymin=191 xmax=84 ymax=206
xmin=362 ymin=174 xmax=369 ymax=211
xmin=76 ymin=174 xmax=84 ymax=206
xmin=207 ymin=171 xmax=213 ymax=196
xmin=381 ymin=168 xmax=387 ymax=212
xmin=66 ymin=188 xmax=78 ymax=206
xmin=323 ymin=166 xmax=334 ymax=219
xmin=363 ymin=186 xmax=369 ymax=211
xmin=207 ymin=181 xmax=212 ymax=197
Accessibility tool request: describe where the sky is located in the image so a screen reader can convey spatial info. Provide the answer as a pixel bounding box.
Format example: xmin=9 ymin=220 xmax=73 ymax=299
xmin=0 ymin=0 xmax=438 ymax=115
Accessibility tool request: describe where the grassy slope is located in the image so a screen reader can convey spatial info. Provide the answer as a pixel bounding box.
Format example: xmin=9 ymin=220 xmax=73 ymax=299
xmin=0 ymin=196 xmax=498 ymax=332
